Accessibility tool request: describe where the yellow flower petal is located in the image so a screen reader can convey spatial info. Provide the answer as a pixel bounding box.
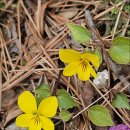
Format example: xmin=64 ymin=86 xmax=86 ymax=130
xmin=40 ymin=116 xmax=54 ymax=130
xmin=78 ymin=64 xmax=90 ymax=81
xmin=63 ymin=61 xmax=81 ymax=76
xmin=81 ymin=53 xmax=100 ymax=68
xmin=59 ymin=49 xmax=81 ymax=63
xmin=16 ymin=114 xmax=34 ymax=127
xmin=29 ymin=117 xmax=42 ymax=130
xmin=88 ymin=63 xmax=97 ymax=78
xmin=38 ymin=96 xmax=58 ymax=117
xmin=18 ymin=91 xmax=37 ymax=114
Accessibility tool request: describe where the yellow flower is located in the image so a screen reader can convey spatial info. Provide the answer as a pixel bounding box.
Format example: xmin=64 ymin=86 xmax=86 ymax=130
xmin=16 ymin=91 xmax=58 ymax=130
xmin=59 ymin=49 xmax=100 ymax=81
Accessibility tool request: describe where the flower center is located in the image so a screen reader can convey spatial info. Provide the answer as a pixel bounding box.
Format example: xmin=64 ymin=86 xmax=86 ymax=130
xmin=81 ymin=60 xmax=88 ymax=67
xmin=80 ymin=60 xmax=88 ymax=71
xmin=32 ymin=113 xmax=41 ymax=125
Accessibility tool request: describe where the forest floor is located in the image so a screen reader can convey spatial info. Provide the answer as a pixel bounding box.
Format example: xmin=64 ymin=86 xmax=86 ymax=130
xmin=0 ymin=0 xmax=130 ymax=130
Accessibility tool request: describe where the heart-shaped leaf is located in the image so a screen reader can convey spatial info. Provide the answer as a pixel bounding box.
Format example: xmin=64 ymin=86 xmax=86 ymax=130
xmin=59 ymin=110 xmax=72 ymax=122
xmin=112 ymin=92 xmax=130 ymax=110
xmin=109 ymin=36 xmax=130 ymax=64
xmin=57 ymin=89 xmax=77 ymax=110
xmin=67 ymin=23 xmax=90 ymax=45
xmin=92 ymin=49 xmax=102 ymax=65
xmin=35 ymin=83 xmax=51 ymax=104
xmin=88 ymin=105 xmax=114 ymax=126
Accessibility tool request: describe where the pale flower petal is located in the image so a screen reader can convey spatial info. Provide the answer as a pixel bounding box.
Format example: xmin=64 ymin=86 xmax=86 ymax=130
xmin=81 ymin=53 xmax=100 ymax=68
xmin=29 ymin=117 xmax=42 ymax=130
xmin=59 ymin=49 xmax=100 ymax=80
xmin=18 ymin=91 xmax=37 ymax=114
xmin=16 ymin=114 xmax=34 ymax=127
xmin=40 ymin=116 xmax=54 ymax=130
xmin=38 ymin=96 xmax=58 ymax=117
xmin=109 ymin=124 xmax=130 ymax=130
xmin=88 ymin=63 xmax=97 ymax=78
xmin=59 ymin=49 xmax=81 ymax=63
xmin=63 ymin=61 xmax=81 ymax=76
xmin=78 ymin=64 xmax=90 ymax=81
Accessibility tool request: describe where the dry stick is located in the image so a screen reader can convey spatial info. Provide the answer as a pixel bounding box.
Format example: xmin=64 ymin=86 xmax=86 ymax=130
xmin=89 ymin=80 xmax=130 ymax=127
xmin=110 ymin=1 xmax=129 ymax=19
xmin=17 ymin=1 xmax=22 ymax=52
xmin=0 ymin=44 xmax=2 ymax=110
xmin=108 ymin=57 xmax=130 ymax=93
xmin=94 ymin=0 xmax=128 ymax=20
xmin=49 ymin=0 xmax=100 ymax=7
xmin=121 ymin=16 xmax=130 ymax=36
xmin=118 ymin=109 xmax=130 ymax=123
xmin=0 ymin=8 xmax=13 ymax=13
xmin=0 ymin=30 xmax=11 ymax=82
xmin=0 ymin=0 xmax=14 ymax=17
xmin=85 ymin=10 xmax=111 ymax=88
xmin=72 ymin=5 xmax=89 ymax=21
xmin=51 ymin=71 xmax=62 ymax=96
xmin=36 ymin=0 xmax=42 ymax=32
xmin=45 ymin=27 xmax=68 ymax=49
xmin=20 ymin=0 xmax=42 ymax=39
xmin=112 ymin=4 xmax=124 ymax=39
xmin=3 ymin=69 xmax=33 ymax=92
xmin=2 ymin=53 xmax=41 ymax=90
xmin=0 ymin=29 xmax=15 ymax=72
xmin=37 ymin=59 xmax=58 ymax=78
xmin=67 ymin=0 xmax=100 ymax=5
xmin=104 ymin=24 xmax=130 ymax=39
xmin=36 ymin=0 xmax=51 ymax=34
xmin=40 ymin=45 xmax=57 ymax=68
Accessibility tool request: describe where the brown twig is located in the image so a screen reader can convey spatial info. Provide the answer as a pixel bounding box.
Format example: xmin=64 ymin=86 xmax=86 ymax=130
xmin=94 ymin=0 xmax=128 ymax=20
xmin=0 ymin=43 xmax=2 ymax=110
xmin=85 ymin=10 xmax=111 ymax=89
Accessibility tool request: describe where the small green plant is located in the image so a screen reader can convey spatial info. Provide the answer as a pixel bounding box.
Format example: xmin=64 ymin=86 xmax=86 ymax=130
xmin=35 ymin=82 xmax=77 ymax=122
xmin=59 ymin=49 xmax=100 ymax=81
xmin=109 ymin=36 xmax=130 ymax=64
xmin=65 ymin=22 xmax=130 ymax=127
xmin=111 ymin=8 xmax=119 ymax=15
xmin=15 ymin=20 xmax=130 ymax=129
xmin=67 ymin=23 xmax=91 ymax=45
xmin=59 ymin=110 xmax=72 ymax=122
xmin=0 ymin=1 xmax=5 ymax=8
xmin=16 ymin=91 xmax=58 ymax=130
xmin=88 ymin=105 xmax=114 ymax=126
xmin=112 ymin=92 xmax=130 ymax=110
xmin=124 ymin=4 xmax=130 ymax=14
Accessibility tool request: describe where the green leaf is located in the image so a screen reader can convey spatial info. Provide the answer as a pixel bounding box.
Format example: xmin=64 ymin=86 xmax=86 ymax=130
xmin=109 ymin=36 xmax=130 ymax=64
xmin=22 ymin=60 xmax=27 ymax=66
xmin=0 ymin=2 xmax=5 ymax=8
xmin=57 ymin=89 xmax=77 ymax=110
xmin=35 ymin=83 xmax=51 ymax=104
xmin=124 ymin=4 xmax=130 ymax=14
xmin=88 ymin=105 xmax=114 ymax=126
xmin=92 ymin=49 xmax=102 ymax=64
xmin=67 ymin=23 xmax=90 ymax=45
xmin=112 ymin=92 xmax=130 ymax=110
xmin=111 ymin=8 xmax=119 ymax=15
xmin=59 ymin=110 xmax=72 ymax=122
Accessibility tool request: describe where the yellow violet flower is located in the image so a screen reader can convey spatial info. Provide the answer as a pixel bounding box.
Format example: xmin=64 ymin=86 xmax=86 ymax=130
xmin=16 ymin=91 xmax=58 ymax=130
xmin=59 ymin=49 xmax=100 ymax=81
